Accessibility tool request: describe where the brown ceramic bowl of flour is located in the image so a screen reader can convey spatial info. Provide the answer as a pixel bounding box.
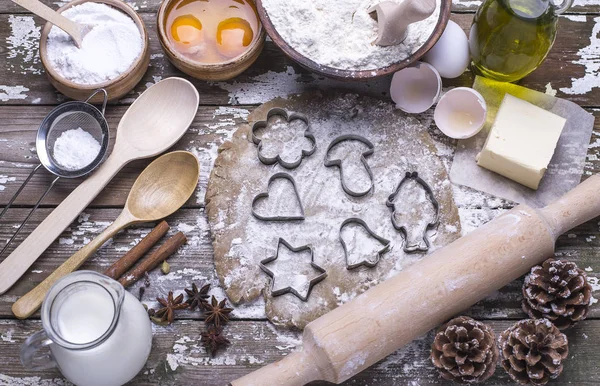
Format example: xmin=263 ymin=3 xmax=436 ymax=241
xmin=256 ymin=0 xmax=452 ymax=80
xmin=39 ymin=0 xmax=150 ymax=102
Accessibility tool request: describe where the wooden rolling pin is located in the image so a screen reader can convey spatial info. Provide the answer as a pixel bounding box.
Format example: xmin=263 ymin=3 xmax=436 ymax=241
xmin=232 ymin=174 xmax=600 ymax=386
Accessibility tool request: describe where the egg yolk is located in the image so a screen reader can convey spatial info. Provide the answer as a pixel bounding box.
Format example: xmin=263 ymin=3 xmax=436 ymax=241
xmin=216 ymin=17 xmax=254 ymax=57
xmin=171 ymin=15 xmax=203 ymax=45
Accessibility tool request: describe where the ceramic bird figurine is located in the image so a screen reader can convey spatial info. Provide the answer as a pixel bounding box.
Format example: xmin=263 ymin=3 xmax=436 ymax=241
xmin=369 ymin=0 xmax=437 ymax=46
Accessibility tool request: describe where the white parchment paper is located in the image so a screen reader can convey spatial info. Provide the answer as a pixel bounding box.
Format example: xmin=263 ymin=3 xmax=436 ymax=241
xmin=450 ymin=77 xmax=595 ymax=208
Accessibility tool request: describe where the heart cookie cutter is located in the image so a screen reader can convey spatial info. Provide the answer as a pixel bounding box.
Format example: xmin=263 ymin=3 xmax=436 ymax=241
xmin=251 ymin=108 xmax=316 ymax=169
xmin=260 ymin=238 xmax=327 ymax=302
xmin=386 ymin=172 xmax=439 ymax=253
xmin=340 ymin=218 xmax=391 ymax=270
xmin=251 ymin=173 xmax=305 ymax=221
xmin=324 ymin=135 xmax=375 ymax=197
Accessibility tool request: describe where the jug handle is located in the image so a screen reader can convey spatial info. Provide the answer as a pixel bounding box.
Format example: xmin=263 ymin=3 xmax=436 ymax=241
xmin=553 ymin=0 xmax=573 ymax=14
xmin=20 ymin=330 xmax=56 ymax=370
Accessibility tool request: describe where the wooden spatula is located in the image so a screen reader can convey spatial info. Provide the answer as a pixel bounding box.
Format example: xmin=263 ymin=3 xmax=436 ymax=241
xmin=12 ymin=0 xmax=88 ymax=47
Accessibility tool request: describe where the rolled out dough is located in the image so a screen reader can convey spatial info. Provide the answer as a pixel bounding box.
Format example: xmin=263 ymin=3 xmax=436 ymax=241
xmin=206 ymin=92 xmax=461 ymax=328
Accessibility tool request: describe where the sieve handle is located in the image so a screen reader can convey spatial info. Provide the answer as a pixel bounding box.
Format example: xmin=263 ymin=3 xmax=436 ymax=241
xmin=0 ymin=149 xmax=130 ymax=295
xmin=0 ymin=174 xmax=59 ymax=258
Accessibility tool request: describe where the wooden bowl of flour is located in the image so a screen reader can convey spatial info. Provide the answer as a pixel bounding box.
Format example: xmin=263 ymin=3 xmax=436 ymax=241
xmin=255 ymin=0 xmax=451 ymax=80
xmin=39 ymin=0 xmax=150 ymax=102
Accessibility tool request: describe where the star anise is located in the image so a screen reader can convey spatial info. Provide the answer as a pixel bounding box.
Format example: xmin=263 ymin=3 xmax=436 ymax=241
xmin=185 ymin=282 xmax=211 ymax=311
xmin=204 ymin=295 xmax=233 ymax=328
xmin=155 ymin=291 xmax=188 ymax=325
xmin=201 ymin=326 xmax=230 ymax=356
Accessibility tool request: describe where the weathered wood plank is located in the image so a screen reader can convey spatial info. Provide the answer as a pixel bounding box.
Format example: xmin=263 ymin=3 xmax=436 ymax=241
xmin=0 ymin=105 xmax=251 ymax=207
xmin=1 ymin=106 xmax=598 ymax=209
xmin=0 ymin=14 xmax=599 ymax=106
xmin=0 ymin=319 xmax=599 ymax=385
xmin=1 ymin=0 xmax=599 ymax=15
xmin=0 ymin=208 xmax=599 ymax=320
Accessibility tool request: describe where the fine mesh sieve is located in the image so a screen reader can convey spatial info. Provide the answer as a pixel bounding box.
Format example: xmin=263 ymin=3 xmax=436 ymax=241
xmin=0 ymin=89 xmax=110 ymax=257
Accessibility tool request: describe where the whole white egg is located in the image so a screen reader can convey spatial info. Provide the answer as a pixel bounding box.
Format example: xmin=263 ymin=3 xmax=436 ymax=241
xmin=423 ymin=20 xmax=470 ymax=79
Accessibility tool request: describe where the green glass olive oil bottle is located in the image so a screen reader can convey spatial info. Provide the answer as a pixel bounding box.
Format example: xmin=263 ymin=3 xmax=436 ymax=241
xmin=469 ymin=0 xmax=572 ymax=82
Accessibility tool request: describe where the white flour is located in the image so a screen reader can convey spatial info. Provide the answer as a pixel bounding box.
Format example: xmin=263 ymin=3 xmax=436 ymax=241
xmin=53 ymin=127 xmax=101 ymax=170
xmin=261 ymin=0 xmax=440 ymax=71
xmin=46 ymin=3 xmax=143 ymax=85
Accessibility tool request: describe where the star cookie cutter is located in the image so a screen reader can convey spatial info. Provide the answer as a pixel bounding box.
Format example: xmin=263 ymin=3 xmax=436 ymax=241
xmin=340 ymin=218 xmax=391 ymax=270
xmin=251 ymin=108 xmax=316 ymax=169
xmin=251 ymin=173 xmax=305 ymax=221
xmin=386 ymin=172 xmax=439 ymax=253
xmin=324 ymin=135 xmax=375 ymax=197
xmin=260 ymin=238 xmax=327 ymax=302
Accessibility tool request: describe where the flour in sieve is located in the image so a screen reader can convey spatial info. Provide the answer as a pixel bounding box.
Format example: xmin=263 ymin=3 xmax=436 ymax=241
xmin=46 ymin=3 xmax=143 ymax=85
xmin=53 ymin=127 xmax=101 ymax=171
xmin=261 ymin=0 xmax=440 ymax=71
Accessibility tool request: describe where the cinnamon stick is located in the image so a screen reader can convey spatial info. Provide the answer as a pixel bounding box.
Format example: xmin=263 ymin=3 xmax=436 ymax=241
xmin=104 ymin=221 xmax=170 ymax=280
xmin=119 ymin=232 xmax=187 ymax=288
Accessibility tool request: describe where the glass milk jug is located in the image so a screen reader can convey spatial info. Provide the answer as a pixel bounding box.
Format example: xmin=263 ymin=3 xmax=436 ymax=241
xmin=20 ymin=271 xmax=153 ymax=386
xmin=469 ymin=0 xmax=572 ymax=82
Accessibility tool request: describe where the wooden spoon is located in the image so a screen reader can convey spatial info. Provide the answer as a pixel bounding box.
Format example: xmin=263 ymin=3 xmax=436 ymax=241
xmin=12 ymin=151 xmax=199 ymax=319
xmin=12 ymin=0 xmax=88 ymax=47
xmin=369 ymin=0 xmax=436 ymax=46
xmin=0 ymin=77 xmax=199 ymax=295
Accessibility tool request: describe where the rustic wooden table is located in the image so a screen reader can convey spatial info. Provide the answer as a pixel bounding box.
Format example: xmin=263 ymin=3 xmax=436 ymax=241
xmin=1 ymin=1 xmax=599 ymax=385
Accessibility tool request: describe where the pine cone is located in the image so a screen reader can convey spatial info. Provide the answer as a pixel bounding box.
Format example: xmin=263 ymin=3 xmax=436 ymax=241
xmin=499 ymin=319 xmax=568 ymax=385
xmin=522 ymin=258 xmax=593 ymax=330
xmin=431 ymin=316 xmax=498 ymax=384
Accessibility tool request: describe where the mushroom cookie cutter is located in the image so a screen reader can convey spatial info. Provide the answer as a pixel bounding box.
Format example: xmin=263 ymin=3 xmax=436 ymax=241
xmin=324 ymin=135 xmax=375 ymax=197
xmin=260 ymin=238 xmax=327 ymax=302
xmin=251 ymin=108 xmax=316 ymax=169
xmin=340 ymin=218 xmax=391 ymax=270
xmin=251 ymin=173 xmax=305 ymax=221
xmin=386 ymin=172 xmax=440 ymax=253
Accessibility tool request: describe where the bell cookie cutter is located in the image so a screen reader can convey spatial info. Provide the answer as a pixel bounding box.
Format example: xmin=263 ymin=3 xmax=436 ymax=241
xmin=251 ymin=173 xmax=305 ymax=221
xmin=340 ymin=218 xmax=391 ymax=270
xmin=251 ymin=108 xmax=316 ymax=170
xmin=260 ymin=238 xmax=327 ymax=302
xmin=324 ymin=135 xmax=375 ymax=197
xmin=386 ymin=172 xmax=439 ymax=253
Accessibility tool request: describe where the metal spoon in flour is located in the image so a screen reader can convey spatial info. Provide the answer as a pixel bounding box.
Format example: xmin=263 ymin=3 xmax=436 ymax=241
xmin=11 ymin=0 xmax=89 ymax=47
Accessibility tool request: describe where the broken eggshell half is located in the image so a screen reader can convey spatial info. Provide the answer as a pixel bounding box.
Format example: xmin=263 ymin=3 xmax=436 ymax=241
xmin=390 ymin=61 xmax=442 ymax=114
xmin=434 ymin=87 xmax=487 ymax=139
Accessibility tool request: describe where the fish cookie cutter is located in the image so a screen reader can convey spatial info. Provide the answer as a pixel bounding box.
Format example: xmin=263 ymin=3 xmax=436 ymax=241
xmin=251 ymin=173 xmax=305 ymax=221
xmin=386 ymin=172 xmax=440 ymax=253
xmin=324 ymin=135 xmax=375 ymax=197
xmin=340 ymin=218 xmax=391 ymax=270
xmin=260 ymin=238 xmax=327 ymax=302
xmin=251 ymin=108 xmax=316 ymax=169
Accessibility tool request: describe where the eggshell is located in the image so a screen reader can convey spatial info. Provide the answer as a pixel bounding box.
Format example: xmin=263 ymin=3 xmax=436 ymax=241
xmin=434 ymin=87 xmax=487 ymax=139
xmin=423 ymin=20 xmax=470 ymax=79
xmin=390 ymin=61 xmax=442 ymax=114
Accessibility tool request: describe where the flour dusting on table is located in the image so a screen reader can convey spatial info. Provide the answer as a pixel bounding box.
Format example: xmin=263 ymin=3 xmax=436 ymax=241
xmin=206 ymin=92 xmax=461 ymax=328
xmin=261 ymin=0 xmax=441 ymax=71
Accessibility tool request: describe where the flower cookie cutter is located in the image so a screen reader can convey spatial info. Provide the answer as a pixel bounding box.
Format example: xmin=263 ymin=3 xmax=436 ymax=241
xmin=386 ymin=172 xmax=439 ymax=253
xmin=324 ymin=135 xmax=375 ymax=197
xmin=251 ymin=108 xmax=316 ymax=169
xmin=259 ymin=238 xmax=327 ymax=302
xmin=340 ymin=218 xmax=391 ymax=270
xmin=251 ymin=173 xmax=305 ymax=221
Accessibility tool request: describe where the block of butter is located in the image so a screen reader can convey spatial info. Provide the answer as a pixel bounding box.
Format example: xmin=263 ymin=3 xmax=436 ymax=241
xmin=476 ymin=94 xmax=566 ymax=190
